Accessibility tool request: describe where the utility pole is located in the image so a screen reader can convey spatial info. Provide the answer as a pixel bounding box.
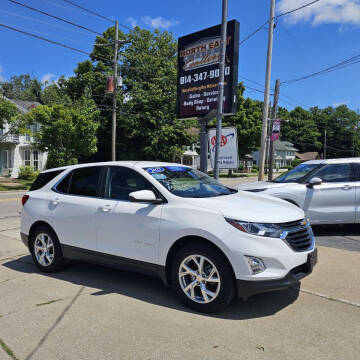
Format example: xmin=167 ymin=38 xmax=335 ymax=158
xmin=268 ymin=79 xmax=280 ymax=181
xmin=111 ymin=20 xmax=119 ymax=161
xmin=323 ymin=128 xmax=327 ymax=159
xmin=214 ymin=0 xmax=228 ymax=180
xmin=258 ymin=0 xmax=275 ymax=181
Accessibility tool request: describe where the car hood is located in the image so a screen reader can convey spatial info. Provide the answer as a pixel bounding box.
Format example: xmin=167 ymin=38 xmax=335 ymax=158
xmin=236 ymin=181 xmax=298 ymax=191
xmin=186 ymin=191 xmax=304 ymax=224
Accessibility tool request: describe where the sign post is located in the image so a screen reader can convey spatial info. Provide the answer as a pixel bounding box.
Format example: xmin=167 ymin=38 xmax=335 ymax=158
xmin=177 ymin=19 xmax=239 ymax=173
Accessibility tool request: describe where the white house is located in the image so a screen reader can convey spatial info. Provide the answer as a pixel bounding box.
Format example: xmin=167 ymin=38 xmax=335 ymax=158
xmin=0 ymin=98 xmax=47 ymax=178
xmin=252 ymin=140 xmax=298 ymax=169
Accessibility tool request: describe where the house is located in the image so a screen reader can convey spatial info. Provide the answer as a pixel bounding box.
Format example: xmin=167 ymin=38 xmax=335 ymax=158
xmin=252 ymin=140 xmax=298 ymax=169
xmin=0 ymin=98 xmax=47 ymax=178
xmin=295 ymin=152 xmax=320 ymax=162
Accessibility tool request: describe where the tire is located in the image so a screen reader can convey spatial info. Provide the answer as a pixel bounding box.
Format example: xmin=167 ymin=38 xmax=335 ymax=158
xmin=30 ymin=225 xmax=64 ymax=273
xmin=171 ymin=242 xmax=235 ymax=313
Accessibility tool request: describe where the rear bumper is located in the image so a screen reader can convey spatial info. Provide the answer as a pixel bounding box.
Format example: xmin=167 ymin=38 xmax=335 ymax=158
xmin=20 ymin=232 xmax=29 ymax=248
xmin=236 ymin=251 xmax=317 ymax=300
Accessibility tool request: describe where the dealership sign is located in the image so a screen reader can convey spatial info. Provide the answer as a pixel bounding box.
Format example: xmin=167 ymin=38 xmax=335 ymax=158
xmin=177 ymin=20 xmax=240 ymax=119
xmin=208 ymin=127 xmax=238 ymax=169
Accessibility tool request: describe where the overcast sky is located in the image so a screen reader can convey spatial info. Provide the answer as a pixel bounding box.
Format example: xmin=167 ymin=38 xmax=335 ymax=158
xmin=0 ymin=0 xmax=359 ymax=111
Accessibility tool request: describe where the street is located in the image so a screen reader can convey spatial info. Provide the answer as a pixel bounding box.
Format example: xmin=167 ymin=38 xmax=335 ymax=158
xmin=0 ymin=191 xmax=359 ymax=360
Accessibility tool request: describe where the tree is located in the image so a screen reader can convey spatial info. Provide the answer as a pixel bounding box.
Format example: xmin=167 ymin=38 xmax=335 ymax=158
xmin=71 ymin=26 xmax=195 ymax=161
xmin=0 ymin=74 xmax=42 ymax=102
xmin=280 ymin=106 xmax=321 ymax=153
xmin=24 ymin=98 xmax=100 ymax=168
xmin=0 ymin=98 xmax=18 ymax=131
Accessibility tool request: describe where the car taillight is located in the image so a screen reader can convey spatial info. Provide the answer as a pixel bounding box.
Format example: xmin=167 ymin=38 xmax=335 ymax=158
xmin=22 ymin=195 xmax=30 ymax=206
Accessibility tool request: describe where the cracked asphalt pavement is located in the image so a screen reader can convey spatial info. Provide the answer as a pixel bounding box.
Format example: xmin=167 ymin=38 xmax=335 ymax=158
xmin=0 ymin=192 xmax=359 ymax=360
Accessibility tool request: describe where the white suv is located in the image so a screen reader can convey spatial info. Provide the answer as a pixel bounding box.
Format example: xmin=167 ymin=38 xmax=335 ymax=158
xmin=21 ymin=161 xmax=317 ymax=312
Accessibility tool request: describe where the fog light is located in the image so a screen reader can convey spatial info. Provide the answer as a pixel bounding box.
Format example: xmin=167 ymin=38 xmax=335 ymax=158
xmin=245 ymin=256 xmax=266 ymax=275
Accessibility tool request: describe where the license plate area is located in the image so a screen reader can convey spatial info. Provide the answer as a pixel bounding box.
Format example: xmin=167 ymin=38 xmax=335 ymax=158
xmin=307 ymin=247 xmax=318 ymax=271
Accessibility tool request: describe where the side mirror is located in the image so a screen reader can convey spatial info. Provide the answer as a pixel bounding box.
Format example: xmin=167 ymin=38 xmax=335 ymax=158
xmin=129 ymin=190 xmax=163 ymax=204
xmin=307 ymin=177 xmax=322 ymax=188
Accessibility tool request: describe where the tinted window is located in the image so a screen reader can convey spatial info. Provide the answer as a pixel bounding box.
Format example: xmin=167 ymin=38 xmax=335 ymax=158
xmin=314 ymin=164 xmax=352 ymax=183
xmin=30 ymin=170 xmax=64 ymax=191
xmin=105 ymin=167 xmax=153 ymax=201
xmin=68 ymin=167 xmax=102 ymax=197
xmin=56 ymin=172 xmax=72 ymax=194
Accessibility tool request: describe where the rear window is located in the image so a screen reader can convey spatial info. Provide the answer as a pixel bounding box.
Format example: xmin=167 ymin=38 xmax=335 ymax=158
xmin=55 ymin=167 xmax=103 ymax=197
xmin=30 ymin=170 xmax=64 ymax=191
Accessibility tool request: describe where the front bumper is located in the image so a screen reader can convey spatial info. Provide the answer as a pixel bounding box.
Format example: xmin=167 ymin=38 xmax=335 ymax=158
xmin=20 ymin=232 xmax=29 ymax=248
xmin=237 ymin=248 xmax=317 ymax=300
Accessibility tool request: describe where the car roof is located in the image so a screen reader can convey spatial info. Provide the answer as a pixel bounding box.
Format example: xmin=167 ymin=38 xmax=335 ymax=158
xmin=304 ymin=157 xmax=360 ymax=165
xmin=40 ymin=161 xmax=190 ymax=173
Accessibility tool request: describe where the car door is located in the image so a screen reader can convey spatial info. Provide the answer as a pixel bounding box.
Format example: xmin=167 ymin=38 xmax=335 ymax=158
xmin=95 ymin=166 xmax=163 ymax=264
xmin=303 ymin=163 xmax=356 ymax=224
xmin=46 ymin=166 xmax=105 ymax=251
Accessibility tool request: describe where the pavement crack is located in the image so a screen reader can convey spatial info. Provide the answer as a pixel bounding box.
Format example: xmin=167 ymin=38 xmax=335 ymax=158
xmin=0 ymin=337 xmax=19 ymax=360
xmin=36 ymin=299 xmax=63 ymax=307
xmin=291 ymin=287 xmax=360 ymax=308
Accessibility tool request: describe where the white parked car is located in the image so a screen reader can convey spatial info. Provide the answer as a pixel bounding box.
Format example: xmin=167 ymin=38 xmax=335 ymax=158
xmin=238 ymin=158 xmax=360 ymax=225
xmin=21 ymin=162 xmax=317 ymax=312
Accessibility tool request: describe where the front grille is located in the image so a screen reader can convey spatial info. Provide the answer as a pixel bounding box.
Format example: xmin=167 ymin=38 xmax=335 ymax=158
xmin=285 ymin=228 xmax=313 ymax=252
xmin=278 ymin=219 xmax=304 ymax=229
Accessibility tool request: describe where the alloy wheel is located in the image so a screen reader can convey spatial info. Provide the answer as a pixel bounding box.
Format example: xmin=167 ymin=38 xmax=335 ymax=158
xmin=34 ymin=233 xmax=55 ymax=267
xmin=178 ymin=254 xmax=221 ymax=304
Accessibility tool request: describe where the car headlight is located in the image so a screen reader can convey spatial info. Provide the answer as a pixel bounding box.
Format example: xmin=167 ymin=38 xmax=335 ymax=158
xmin=225 ymin=218 xmax=283 ymax=238
xmin=245 ymin=188 xmax=268 ymax=193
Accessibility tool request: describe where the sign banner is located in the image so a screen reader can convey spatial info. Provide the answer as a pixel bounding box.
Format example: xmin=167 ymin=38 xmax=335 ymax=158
xmin=208 ymin=127 xmax=238 ymax=169
xmin=271 ymin=119 xmax=281 ymax=141
xmin=177 ymin=20 xmax=240 ymax=119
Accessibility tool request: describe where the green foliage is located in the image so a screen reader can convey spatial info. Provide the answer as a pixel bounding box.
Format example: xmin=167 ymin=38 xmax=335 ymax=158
xmin=292 ymin=158 xmax=302 ymax=168
xmin=24 ymin=98 xmax=100 ymax=168
xmin=18 ymin=166 xmax=39 ymax=180
xmin=0 ymin=74 xmax=42 ymax=102
xmin=0 ymin=99 xmax=18 ymax=129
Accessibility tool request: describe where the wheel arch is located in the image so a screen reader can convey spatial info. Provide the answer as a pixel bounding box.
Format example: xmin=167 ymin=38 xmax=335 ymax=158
xmin=28 ymin=221 xmax=58 ymax=246
xmin=164 ymin=235 xmax=236 ymax=286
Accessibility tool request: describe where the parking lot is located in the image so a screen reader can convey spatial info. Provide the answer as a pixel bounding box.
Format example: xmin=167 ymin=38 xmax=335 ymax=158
xmin=0 ymin=191 xmax=359 ymax=360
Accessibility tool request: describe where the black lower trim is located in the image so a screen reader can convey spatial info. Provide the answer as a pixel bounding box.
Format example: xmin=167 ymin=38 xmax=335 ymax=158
xmin=21 ymin=232 xmax=29 ymax=248
xmin=236 ymin=255 xmax=316 ymax=301
xmin=62 ymin=244 xmax=167 ymax=283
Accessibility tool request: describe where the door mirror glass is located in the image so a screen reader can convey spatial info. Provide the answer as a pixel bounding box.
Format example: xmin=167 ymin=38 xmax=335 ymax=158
xmin=307 ymin=177 xmax=322 ymax=187
xmin=129 ymin=190 xmax=162 ymax=204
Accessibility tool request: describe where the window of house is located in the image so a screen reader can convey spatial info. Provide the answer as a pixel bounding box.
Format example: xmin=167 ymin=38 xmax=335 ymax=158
xmin=33 ymin=150 xmax=39 ymax=171
xmin=2 ymin=151 xmax=8 ymax=168
xmin=24 ymin=150 xmax=31 ymax=166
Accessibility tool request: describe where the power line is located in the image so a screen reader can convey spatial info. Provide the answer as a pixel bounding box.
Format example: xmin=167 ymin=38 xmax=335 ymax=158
xmin=239 ymin=0 xmax=321 ymax=46
xmin=9 ymin=0 xmax=103 ymax=36
xmin=0 ymin=23 xmax=111 ymax=63
xmin=282 ymin=52 xmax=360 ymax=84
xmin=277 ymin=0 xmax=321 ymax=18
xmin=0 ymin=8 xmax=93 ymax=37
xmin=62 ymin=0 xmax=132 ymax=31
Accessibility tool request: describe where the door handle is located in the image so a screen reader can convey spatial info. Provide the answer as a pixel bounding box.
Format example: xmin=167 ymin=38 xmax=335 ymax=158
xmin=51 ymin=198 xmax=60 ymax=205
xmin=342 ymin=185 xmax=352 ymax=190
xmin=101 ymin=204 xmax=112 ymax=212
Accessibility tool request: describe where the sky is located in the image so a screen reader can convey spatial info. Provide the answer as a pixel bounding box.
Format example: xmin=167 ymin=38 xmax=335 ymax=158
xmin=0 ymin=0 xmax=359 ymax=111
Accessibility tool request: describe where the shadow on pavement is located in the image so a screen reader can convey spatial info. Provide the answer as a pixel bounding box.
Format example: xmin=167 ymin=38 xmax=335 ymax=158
xmin=3 ymin=255 xmax=300 ymax=320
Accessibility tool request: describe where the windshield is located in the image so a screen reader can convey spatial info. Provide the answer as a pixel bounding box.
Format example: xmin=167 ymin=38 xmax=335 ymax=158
xmin=144 ymin=166 xmax=237 ymax=198
xmin=273 ymin=163 xmax=320 ymax=183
